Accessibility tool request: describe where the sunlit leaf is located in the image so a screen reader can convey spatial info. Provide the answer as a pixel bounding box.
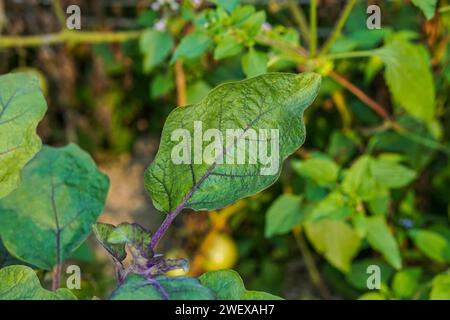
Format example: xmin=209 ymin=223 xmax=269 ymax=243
xmin=0 ymin=73 xmax=47 ymax=199
xmin=0 ymin=265 xmax=77 ymax=300
xmin=145 ymin=73 xmax=321 ymax=213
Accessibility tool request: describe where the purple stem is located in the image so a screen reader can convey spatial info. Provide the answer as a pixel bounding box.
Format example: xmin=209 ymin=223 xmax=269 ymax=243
xmin=150 ymin=163 xmax=217 ymax=250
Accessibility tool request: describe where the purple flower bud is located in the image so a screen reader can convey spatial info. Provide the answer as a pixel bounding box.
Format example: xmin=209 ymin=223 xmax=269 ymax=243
xmin=155 ymin=19 xmax=167 ymax=31
xmin=262 ymin=22 xmax=272 ymax=31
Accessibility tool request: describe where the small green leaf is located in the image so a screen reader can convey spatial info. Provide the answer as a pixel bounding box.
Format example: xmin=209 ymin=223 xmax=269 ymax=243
xmin=370 ymin=156 xmax=416 ymax=188
xmin=151 ymin=74 xmax=174 ymax=98
xmin=199 ymin=269 xmax=282 ymax=300
xmin=145 ymin=73 xmax=321 ymax=213
xmin=110 ymin=274 xmax=214 ymax=300
xmin=365 ymin=216 xmax=402 ymax=269
xmin=346 ymin=259 xmax=394 ymax=290
xmin=241 ymin=48 xmax=268 ymax=78
xmin=231 ymin=5 xmax=256 ymax=25
xmin=0 ymin=73 xmax=47 ymax=199
xmin=307 ymin=191 xmax=353 ymax=222
xmin=0 ymin=265 xmax=77 ymax=300
xmin=305 ymin=219 xmax=362 ymax=272
xmin=377 ymin=40 xmax=435 ymax=123
xmin=140 ymin=29 xmax=173 ymax=73
xmin=411 ymin=0 xmax=437 ymax=20
xmin=292 ymin=157 xmax=339 ymax=186
xmin=241 ymin=11 xmax=266 ymax=38
xmin=367 ymin=186 xmax=390 ymax=216
xmin=187 ymin=81 xmax=212 ymax=105
xmin=392 ymin=267 xmax=422 ymax=299
xmin=265 ymin=194 xmax=303 ymax=237
xmin=409 ymin=229 xmax=450 ymax=263
xmin=342 ymin=155 xmax=376 ymax=200
xmin=0 ymin=144 xmax=110 ymax=270
xmin=171 ymin=31 xmax=212 ymax=63
xmin=430 ymin=273 xmax=450 ymax=300
xmin=214 ymin=34 xmax=243 ymax=60
xmin=212 ymin=0 xmax=240 ymax=13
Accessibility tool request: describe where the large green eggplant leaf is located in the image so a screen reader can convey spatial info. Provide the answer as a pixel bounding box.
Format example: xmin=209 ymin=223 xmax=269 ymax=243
xmin=0 ymin=144 xmax=110 ymax=270
xmin=145 ymin=72 xmax=321 ymax=213
xmin=0 ymin=265 xmax=77 ymax=300
xmin=199 ymin=269 xmax=283 ymax=300
xmin=110 ymin=274 xmax=214 ymax=300
xmin=0 ymin=73 xmax=47 ymax=199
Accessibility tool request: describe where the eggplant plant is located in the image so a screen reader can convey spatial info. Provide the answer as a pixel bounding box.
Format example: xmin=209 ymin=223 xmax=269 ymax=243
xmin=0 ymin=71 xmax=320 ymax=300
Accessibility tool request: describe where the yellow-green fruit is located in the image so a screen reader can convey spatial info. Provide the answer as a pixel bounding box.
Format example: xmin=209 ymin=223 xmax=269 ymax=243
xmin=203 ymin=234 xmax=238 ymax=271
xmin=165 ymin=248 xmax=188 ymax=276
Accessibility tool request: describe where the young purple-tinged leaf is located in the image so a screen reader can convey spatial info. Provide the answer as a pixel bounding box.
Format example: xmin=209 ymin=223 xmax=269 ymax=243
xmin=92 ymin=223 xmax=127 ymax=263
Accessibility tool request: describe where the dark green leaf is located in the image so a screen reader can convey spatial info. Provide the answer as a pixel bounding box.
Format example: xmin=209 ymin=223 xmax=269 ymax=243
xmin=214 ymin=34 xmax=244 ymax=60
xmin=265 ymin=194 xmax=303 ymax=237
xmin=0 ymin=144 xmax=110 ymax=270
xmin=171 ymin=31 xmax=212 ymax=63
xmin=140 ymin=30 xmax=174 ymax=73
xmin=292 ymin=157 xmax=339 ymax=186
xmin=346 ymin=259 xmax=394 ymax=290
xmin=110 ymin=274 xmax=214 ymax=300
xmin=392 ymin=267 xmax=422 ymax=299
xmin=199 ymin=269 xmax=282 ymax=300
xmin=409 ymin=229 xmax=450 ymax=263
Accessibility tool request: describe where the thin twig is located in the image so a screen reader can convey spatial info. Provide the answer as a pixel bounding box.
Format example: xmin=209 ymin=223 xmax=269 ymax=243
xmin=293 ymin=228 xmax=331 ymax=299
xmin=319 ymin=0 xmax=357 ymax=55
xmin=51 ymin=0 xmax=66 ymax=27
xmin=174 ymin=60 xmax=187 ymax=106
xmin=287 ymin=0 xmax=310 ymax=45
xmin=329 ymin=71 xmax=390 ymax=120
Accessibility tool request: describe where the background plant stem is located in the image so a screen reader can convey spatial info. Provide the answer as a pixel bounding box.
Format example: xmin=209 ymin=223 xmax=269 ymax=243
xmin=287 ymin=0 xmax=310 ymax=45
xmin=0 ymin=30 xmax=142 ymax=48
xmin=319 ymin=0 xmax=357 ymax=55
xmin=293 ymin=228 xmax=331 ymax=299
xmin=309 ymin=0 xmax=317 ymax=57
